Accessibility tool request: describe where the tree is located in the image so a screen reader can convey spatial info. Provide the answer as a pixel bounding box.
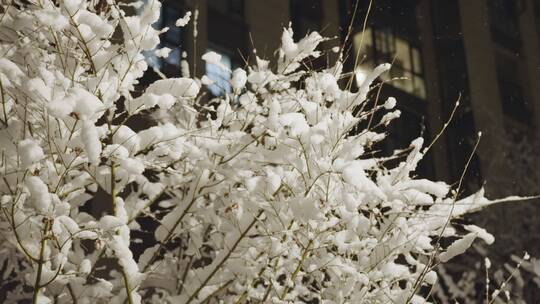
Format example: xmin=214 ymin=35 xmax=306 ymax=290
xmin=433 ymin=129 xmax=540 ymax=303
xmin=0 ymin=1 xmax=523 ymax=303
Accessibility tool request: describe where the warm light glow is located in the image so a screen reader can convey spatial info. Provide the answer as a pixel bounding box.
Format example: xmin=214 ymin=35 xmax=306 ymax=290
xmin=355 ymin=68 xmax=368 ymax=87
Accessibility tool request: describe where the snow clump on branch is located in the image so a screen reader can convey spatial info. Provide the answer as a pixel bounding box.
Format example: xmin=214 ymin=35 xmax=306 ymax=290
xmin=0 ymin=1 xmax=518 ymax=303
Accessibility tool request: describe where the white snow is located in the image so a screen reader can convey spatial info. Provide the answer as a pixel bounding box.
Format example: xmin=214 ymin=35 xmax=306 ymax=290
xmin=26 ymin=176 xmax=51 ymax=213
xmin=175 ymin=11 xmax=191 ymax=27
xmin=0 ymin=58 xmax=24 ymax=86
xmin=231 ymin=68 xmax=247 ymax=92
xmin=201 ymin=75 xmax=214 ymax=86
xmin=464 ymin=224 xmax=495 ymax=244
xmin=58 ymin=215 xmax=80 ymax=234
xmin=119 ymin=158 xmax=145 ymax=176
xmin=193 ymin=9 xmax=199 ymax=38
xmin=137 ymin=126 xmax=163 ymax=149
xmin=77 ymin=230 xmax=98 ymax=239
xmin=398 ymin=179 xmax=449 ymax=198
xmin=145 ymin=78 xmax=200 ymax=99
xmin=47 ymin=97 xmax=74 ymax=118
xmin=181 ymin=56 xmax=190 ymax=77
xmin=202 ymin=51 xmax=229 ymax=71
xmin=99 ymin=215 xmax=123 ymax=231
xmin=384 ymin=97 xmax=397 ymax=109
xmin=113 ymin=125 xmax=140 ymax=154
xmin=424 ymin=271 xmax=438 ymax=285
xmin=19 ymin=139 xmax=44 ymax=168
xmin=265 ymin=170 xmax=281 ymax=194
xmin=278 ymin=26 xmax=323 ymax=74
xmin=78 ymin=11 xmax=114 ymax=37
xmin=81 ymin=120 xmax=102 ymax=165
xmin=279 ymin=113 xmax=309 ymax=136
xmin=485 ymin=257 xmax=491 ymax=269
xmin=380 ymin=110 xmax=401 ymax=126
xmin=62 ymin=0 xmax=83 ymax=15
xmin=0 ymin=4 xmax=520 ymax=302
xmin=439 ymin=233 xmax=477 ymax=262
xmin=154 ymin=47 xmax=171 ymax=58
xmin=70 ymin=87 xmax=103 ymax=119
xmin=34 ymin=7 xmax=68 ymax=31
xmin=79 ymin=259 xmax=91 ymax=274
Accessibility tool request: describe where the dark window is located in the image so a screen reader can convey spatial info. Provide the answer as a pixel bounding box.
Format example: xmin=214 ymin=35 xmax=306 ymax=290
xmin=534 ymin=0 xmax=540 ymax=40
xmin=161 ymin=7 xmax=183 ymax=66
xmin=431 ymin=0 xmax=481 ymax=190
xmin=205 ymin=0 xmax=248 ymax=97
xmin=453 ymin=110 xmax=483 ymax=193
xmin=499 ymin=78 xmax=530 ymax=124
xmin=143 ymin=2 xmax=186 ymax=77
xmin=495 ymin=52 xmax=532 ymax=125
xmin=207 ymin=0 xmax=248 ymax=65
xmin=487 ymin=0 xmax=524 ymax=50
xmin=205 ymin=48 xmax=233 ymax=96
xmin=290 ymin=0 xmax=323 ymax=39
xmin=208 ymin=0 xmax=244 ymax=18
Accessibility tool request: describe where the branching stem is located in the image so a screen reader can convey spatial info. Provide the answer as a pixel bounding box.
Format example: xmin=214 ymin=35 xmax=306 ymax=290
xmin=32 ymin=219 xmax=51 ymax=304
xmin=185 ymin=210 xmax=264 ymax=304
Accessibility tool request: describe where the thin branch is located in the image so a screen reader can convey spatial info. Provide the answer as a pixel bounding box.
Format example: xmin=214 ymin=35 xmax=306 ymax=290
xmin=185 ymin=210 xmax=264 ymax=304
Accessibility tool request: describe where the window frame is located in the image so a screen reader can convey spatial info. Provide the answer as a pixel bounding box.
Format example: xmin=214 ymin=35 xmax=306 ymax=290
xmin=204 ymin=46 xmax=238 ymax=97
xmin=208 ymin=0 xmax=244 ymax=19
xmin=150 ymin=2 xmax=186 ymax=77
xmin=354 ymin=27 xmax=426 ymax=99
xmin=487 ymin=0 xmax=524 ymax=51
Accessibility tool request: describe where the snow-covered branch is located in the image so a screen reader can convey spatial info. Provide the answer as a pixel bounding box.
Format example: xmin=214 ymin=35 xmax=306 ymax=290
xmin=0 ymin=1 xmax=522 ymax=303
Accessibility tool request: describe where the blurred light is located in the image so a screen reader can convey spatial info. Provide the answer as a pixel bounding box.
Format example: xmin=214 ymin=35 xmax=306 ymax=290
xmin=206 ymin=49 xmax=232 ymax=96
xmin=355 ymin=69 xmax=368 ymax=87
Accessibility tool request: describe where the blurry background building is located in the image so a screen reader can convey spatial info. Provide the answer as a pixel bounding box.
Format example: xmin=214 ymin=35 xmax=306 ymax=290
xmin=148 ymin=0 xmax=540 ymax=196
xmin=144 ymin=1 xmax=540 ymax=297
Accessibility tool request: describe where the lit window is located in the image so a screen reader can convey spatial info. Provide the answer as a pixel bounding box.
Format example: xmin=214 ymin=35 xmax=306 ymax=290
xmin=205 ymin=49 xmax=232 ymax=96
xmin=165 ymin=48 xmax=181 ymax=66
xmin=352 ymin=27 xmax=373 ymax=64
xmin=143 ymin=49 xmax=161 ymax=69
xmin=352 ymin=28 xmax=374 ymax=87
xmin=143 ymin=4 xmax=184 ymax=74
xmin=353 ymin=28 xmax=426 ymax=99
xmin=374 ymin=28 xmax=395 ymax=58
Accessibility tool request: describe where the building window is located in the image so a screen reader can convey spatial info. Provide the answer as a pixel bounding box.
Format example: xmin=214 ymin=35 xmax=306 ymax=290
xmin=207 ymin=0 xmax=248 ymax=62
xmin=205 ymin=49 xmax=233 ymax=96
xmin=142 ymin=2 xmax=185 ymax=76
xmin=208 ymin=0 xmax=244 ymax=18
xmin=487 ymin=0 xmax=523 ymax=50
xmin=290 ymin=0 xmax=322 ymax=39
xmin=353 ymin=28 xmax=426 ymax=99
xmin=161 ymin=7 xmax=183 ymax=65
xmin=498 ymin=78 xmax=530 ymax=124
xmin=534 ymin=0 xmax=540 ymax=41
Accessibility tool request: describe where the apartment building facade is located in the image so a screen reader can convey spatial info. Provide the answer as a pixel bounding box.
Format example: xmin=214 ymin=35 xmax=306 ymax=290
xmin=147 ymin=0 xmax=540 ymax=195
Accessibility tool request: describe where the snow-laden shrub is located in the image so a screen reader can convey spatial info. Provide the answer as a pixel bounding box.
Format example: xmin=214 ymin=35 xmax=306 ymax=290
xmin=0 ymin=1 xmax=522 ymax=303
xmin=432 ymin=130 xmax=540 ymax=304
xmin=434 ymin=252 xmax=538 ymax=304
